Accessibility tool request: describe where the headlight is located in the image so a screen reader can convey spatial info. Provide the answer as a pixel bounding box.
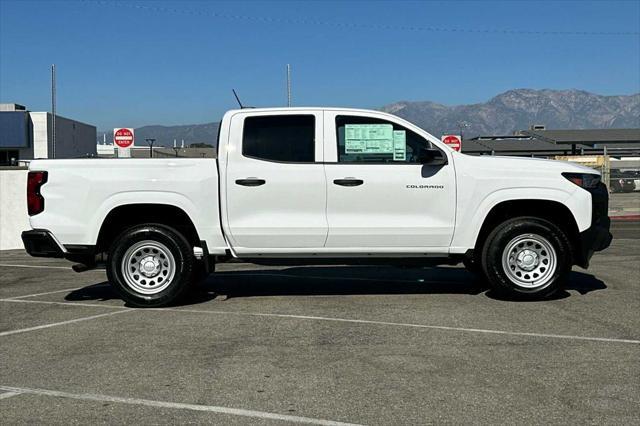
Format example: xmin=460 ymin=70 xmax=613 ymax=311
xmin=562 ymin=172 xmax=600 ymax=189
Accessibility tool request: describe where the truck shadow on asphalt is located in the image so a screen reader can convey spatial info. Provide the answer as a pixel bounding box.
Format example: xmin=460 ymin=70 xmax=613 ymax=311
xmin=64 ymin=267 xmax=607 ymax=306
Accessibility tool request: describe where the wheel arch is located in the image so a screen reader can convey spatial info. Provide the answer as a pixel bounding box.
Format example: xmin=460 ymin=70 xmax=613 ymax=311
xmin=96 ymin=203 xmax=201 ymax=252
xmin=473 ymin=199 xmax=581 ymax=262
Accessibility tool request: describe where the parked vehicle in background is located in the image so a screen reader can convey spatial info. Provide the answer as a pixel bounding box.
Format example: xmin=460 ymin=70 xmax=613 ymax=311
xmin=623 ymin=170 xmax=640 ymax=191
xmin=610 ymin=170 xmax=638 ymax=193
xmin=21 ymin=107 xmax=612 ymax=307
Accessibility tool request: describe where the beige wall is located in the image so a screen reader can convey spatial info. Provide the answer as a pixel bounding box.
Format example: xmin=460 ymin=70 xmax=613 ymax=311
xmin=30 ymin=112 xmax=49 ymax=159
xmin=0 ymin=169 xmax=29 ymax=250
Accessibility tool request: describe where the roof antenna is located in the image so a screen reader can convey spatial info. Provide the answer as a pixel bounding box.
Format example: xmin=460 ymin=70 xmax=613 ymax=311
xmin=232 ymin=89 xmax=244 ymax=109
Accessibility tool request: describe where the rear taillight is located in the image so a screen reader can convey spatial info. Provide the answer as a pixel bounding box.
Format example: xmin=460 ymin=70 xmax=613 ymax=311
xmin=27 ymin=171 xmax=48 ymax=216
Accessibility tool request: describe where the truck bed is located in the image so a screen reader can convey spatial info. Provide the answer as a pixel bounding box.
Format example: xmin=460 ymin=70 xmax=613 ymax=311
xmin=28 ymin=158 xmax=227 ymax=252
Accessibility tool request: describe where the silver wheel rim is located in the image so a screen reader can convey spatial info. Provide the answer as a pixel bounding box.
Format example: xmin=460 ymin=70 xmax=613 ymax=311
xmin=121 ymin=240 xmax=176 ymax=295
xmin=501 ymin=233 xmax=557 ymax=290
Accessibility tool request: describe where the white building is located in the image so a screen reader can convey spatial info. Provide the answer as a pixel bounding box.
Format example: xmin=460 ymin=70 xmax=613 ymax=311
xmin=0 ymin=103 xmax=97 ymax=165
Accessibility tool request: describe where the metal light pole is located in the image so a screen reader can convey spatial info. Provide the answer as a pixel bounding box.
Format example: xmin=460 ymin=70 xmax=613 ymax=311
xmin=286 ymin=64 xmax=291 ymax=107
xmin=457 ymin=121 xmax=469 ymax=139
xmin=51 ymin=64 xmax=56 ymax=159
xmin=145 ymin=138 xmax=156 ymax=158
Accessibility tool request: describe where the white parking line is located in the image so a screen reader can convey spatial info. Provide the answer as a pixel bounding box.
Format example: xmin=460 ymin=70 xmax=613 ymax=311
xmin=0 ymin=263 xmax=105 ymax=272
xmin=1 ymin=297 xmax=638 ymax=344
xmin=0 ymin=310 xmax=131 ymax=337
xmin=7 ymin=287 xmax=89 ymax=300
xmin=0 ymin=263 xmax=73 ymax=270
xmin=0 ymin=385 xmax=360 ymax=426
xmin=0 ymin=391 xmax=22 ymax=400
xmin=5 ymin=283 xmax=110 ymax=300
xmin=172 ymin=307 xmax=640 ymax=345
xmin=0 ymin=298 xmax=120 ymax=309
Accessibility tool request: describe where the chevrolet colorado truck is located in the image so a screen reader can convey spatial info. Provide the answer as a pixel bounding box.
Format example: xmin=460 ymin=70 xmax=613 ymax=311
xmin=22 ymin=108 xmax=612 ymax=306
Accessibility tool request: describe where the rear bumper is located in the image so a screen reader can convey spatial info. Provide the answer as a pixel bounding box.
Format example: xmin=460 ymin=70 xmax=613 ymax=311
xmin=22 ymin=230 xmax=97 ymax=266
xmin=575 ymin=183 xmax=612 ymax=268
xmin=21 ymin=230 xmax=65 ymax=258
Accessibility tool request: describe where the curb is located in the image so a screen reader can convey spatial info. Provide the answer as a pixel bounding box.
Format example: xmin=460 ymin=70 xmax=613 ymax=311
xmin=610 ymin=214 xmax=640 ymax=222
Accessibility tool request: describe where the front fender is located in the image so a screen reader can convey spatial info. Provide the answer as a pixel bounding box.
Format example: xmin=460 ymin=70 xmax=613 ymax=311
xmin=449 ymin=186 xmax=591 ymax=252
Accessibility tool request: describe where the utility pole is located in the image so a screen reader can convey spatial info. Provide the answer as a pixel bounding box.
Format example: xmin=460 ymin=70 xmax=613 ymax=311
xmin=457 ymin=121 xmax=469 ymax=140
xmin=145 ymin=138 xmax=156 ymax=158
xmin=51 ymin=64 xmax=56 ymax=159
xmin=286 ymin=64 xmax=291 ymax=107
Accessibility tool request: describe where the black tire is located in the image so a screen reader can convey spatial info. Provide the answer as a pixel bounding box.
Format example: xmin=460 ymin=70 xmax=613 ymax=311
xmin=107 ymin=224 xmax=195 ymax=307
xmin=481 ymin=217 xmax=572 ymax=300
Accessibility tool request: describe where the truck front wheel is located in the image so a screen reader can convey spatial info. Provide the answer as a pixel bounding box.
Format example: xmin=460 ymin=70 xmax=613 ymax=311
xmin=107 ymin=224 xmax=195 ymax=307
xmin=481 ymin=217 xmax=572 ymax=299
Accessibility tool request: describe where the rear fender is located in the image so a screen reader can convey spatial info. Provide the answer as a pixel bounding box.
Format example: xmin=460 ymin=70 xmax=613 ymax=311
xmin=90 ymin=192 xmax=226 ymax=254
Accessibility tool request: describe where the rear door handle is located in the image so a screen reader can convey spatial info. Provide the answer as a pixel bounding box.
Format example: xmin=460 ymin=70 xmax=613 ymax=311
xmin=333 ymin=178 xmax=364 ymax=187
xmin=235 ymin=178 xmax=266 ymax=187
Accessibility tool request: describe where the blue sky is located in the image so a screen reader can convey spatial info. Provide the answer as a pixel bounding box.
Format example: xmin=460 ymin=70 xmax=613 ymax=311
xmin=1 ymin=0 xmax=639 ymax=130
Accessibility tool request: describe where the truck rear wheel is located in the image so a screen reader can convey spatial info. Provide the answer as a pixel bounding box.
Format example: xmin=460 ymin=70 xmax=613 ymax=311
xmin=107 ymin=224 xmax=195 ymax=307
xmin=481 ymin=217 xmax=572 ymax=299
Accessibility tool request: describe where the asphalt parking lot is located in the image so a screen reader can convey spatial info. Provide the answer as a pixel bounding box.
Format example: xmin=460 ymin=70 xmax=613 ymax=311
xmin=1 ymin=225 xmax=639 ymax=424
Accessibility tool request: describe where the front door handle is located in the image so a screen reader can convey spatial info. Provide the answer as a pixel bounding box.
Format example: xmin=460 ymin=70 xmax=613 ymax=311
xmin=235 ymin=178 xmax=266 ymax=187
xmin=333 ymin=178 xmax=364 ymax=187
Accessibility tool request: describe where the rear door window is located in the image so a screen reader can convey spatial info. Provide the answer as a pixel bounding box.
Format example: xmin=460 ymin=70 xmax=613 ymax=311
xmin=243 ymin=115 xmax=315 ymax=163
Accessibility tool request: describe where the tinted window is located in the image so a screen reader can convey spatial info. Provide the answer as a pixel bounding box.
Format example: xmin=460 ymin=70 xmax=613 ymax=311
xmin=243 ymin=115 xmax=315 ymax=162
xmin=336 ymin=115 xmax=433 ymax=164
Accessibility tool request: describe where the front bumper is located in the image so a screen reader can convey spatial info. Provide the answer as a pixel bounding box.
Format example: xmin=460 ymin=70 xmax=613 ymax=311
xmin=22 ymin=230 xmax=65 ymax=258
xmin=575 ymin=182 xmax=612 ymax=268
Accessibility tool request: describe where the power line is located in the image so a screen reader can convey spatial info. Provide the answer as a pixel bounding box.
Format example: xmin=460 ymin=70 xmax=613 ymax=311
xmin=89 ymin=1 xmax=639 ymax=37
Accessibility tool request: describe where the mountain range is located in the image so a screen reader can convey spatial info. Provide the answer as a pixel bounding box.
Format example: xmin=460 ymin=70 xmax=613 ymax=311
xmin=99 ymin=89 xmax=639 ymax=146
xmin=383 ymin=89 xmax=639 ymax=137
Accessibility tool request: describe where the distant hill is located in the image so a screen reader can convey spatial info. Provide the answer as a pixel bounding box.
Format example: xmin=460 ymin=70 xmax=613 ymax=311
xmin=382 ymin=89 xmax=639 ymax=137
xmin=99 ymin=89 xmax=639 ymax=146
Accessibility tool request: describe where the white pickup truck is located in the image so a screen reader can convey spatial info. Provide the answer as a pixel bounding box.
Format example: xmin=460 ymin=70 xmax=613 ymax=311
xmin=22 ymin=107 xmax=612 ymax=306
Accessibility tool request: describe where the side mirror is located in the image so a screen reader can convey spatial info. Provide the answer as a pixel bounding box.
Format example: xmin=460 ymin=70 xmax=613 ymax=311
xmin=418 ymin=147 xmax=448 ymax=166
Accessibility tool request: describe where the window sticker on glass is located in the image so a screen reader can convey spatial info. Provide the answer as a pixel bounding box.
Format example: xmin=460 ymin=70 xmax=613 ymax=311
xmin=393 ymin=130 xmax=406 ymax=161
xmin=345 ymin=124 xmax=394 ymax=154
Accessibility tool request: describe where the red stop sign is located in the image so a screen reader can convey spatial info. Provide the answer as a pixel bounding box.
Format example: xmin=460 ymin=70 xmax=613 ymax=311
xmin=442 ymin=135 xmax=461 ymax=152
xmin=114 ymin=128 xmax=134 ymax=148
